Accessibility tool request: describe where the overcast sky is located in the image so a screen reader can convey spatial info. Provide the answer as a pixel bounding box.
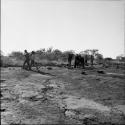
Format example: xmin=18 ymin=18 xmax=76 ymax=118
xmin=1 ymin=0 xmax=125 ymax=58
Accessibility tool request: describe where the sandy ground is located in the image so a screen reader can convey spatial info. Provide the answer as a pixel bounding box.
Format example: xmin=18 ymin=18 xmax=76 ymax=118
xmin=1 ymin=66 xmax=125 ymax=124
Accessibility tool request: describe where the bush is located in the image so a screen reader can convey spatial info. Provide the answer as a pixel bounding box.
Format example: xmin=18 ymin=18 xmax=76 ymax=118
xmin=9 ymin=51 xmax=24 ymax=60
xmin=1 ymin=56 xmax=23 ymax=67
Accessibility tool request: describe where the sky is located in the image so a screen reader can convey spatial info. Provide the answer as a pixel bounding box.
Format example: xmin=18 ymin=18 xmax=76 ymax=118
xmin=1 ymin=0 xmax=125 ymax=58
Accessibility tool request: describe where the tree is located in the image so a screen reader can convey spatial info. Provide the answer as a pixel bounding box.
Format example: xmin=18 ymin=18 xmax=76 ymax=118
xmin=90 ymin=49 xmax=99 ymax=56
xmin=95 ymin=53 xmax=103 ymax=64
xmin=53 ymin=49 xmax=62 ymax=60
xmin=104 ymin=57 xmax=113 ymax=61
xmin=36 ymin=48 xmax=46 ymax=54
xmin=61 ymin=50 xmax=75 ymax=61
xmin=46 ymin=47 xmax=53 ymax=53
xmin=116 ymin=54 xmax=125 ymax=61
xmin=83 ymin=49 xmax=90 ymax=55
xmin=9 ymin=51 xmax=24 ymax=60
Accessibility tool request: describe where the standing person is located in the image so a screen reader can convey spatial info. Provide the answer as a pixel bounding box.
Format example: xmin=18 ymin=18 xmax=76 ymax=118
xmin=22 ymin=50 xmax=31 ymax=70
xmin=81 ymin=55 xmax=85 ymax=69
xmin=90 ymin=54 xmax=94 ymax=66
xmin=74 ymin=54 xmax=80 ymax=68
xmin=84 ymin=54 xmax=88 ymax=66
xmin=30 ymin=51 xmax=36 ymax=69
xmin=68 ymin=53 xmax=73 ymax=68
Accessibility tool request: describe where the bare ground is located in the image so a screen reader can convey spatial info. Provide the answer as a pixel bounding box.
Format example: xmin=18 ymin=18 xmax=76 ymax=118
xmin=1 ymin=66 xmax=125 ymax=124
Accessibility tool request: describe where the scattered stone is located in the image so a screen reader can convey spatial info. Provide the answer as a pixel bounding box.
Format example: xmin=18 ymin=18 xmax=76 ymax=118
xmin=97 ymin=70 xmax=105 ymax=74
xmin=59 ymin=91 xmax=64 ymax=95
xmin=81 ymin=71 xmax=87 ymax=75
xmin=96 ymin=78 xmax=101 ymax=81
xmin=47 ymin=84 xmax=57 ymax=89
xmin=41 ymin=86 xmax=53 ymax=93
xmin=27 ymin=96 xmax=39 ymax=102
xmin=65 ymin=110 xmax=76 ymax=117
xmin=35 ymin=95 xmax=44 ymax=99
xmin=47 ymin=67 xmax=52 ymax=70
xmin=9 ymin=68 xmax=12 ymax=70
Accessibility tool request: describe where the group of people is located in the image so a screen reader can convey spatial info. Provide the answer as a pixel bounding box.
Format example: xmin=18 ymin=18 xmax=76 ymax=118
xmin=22 ymin=50 xmax=94 ymax=70
xmin=68 ymin=53 xmax=94 ymax=69
xmin=22 ymin=50 xmax=36 ymax=70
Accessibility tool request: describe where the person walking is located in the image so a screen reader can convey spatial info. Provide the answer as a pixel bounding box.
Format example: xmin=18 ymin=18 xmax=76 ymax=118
xmin=30 ymin=51 xmax=36 ymax=69
xmin=22 ymin=50 xmax=31 ymax=70
xmin=68 ymin=53 xmax=73 ymax=68
xmin=90 ymin=54 xmax=94 ymax=66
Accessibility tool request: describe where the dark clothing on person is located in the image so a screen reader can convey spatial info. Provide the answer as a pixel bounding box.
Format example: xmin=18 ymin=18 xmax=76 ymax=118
xmin=74 ymin=54 xmax=85 ymax=69
xmin=74 ymin=55 xmax=79 ymax=68
xmin=74 ymin=54 xmax=81 ymax=68
xmin=81 ymin=56 xmax=85 ymax=69
xmin=84 ymin=54 xmax=88 ymax=66
xmin=68 ymin=54 xmax=73 ymax=67
xmin=30 ymin=60 xmax=35 ymax=67
xmin=90 ymin=55 xmax=94 ymax=66
xmin=22 ymin=50 xmax=31 ymax=70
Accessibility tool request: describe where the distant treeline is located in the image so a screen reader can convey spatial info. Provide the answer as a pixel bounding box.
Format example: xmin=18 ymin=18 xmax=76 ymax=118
xmin=0 ymin=48 xmax=76 ymax=67
xmin=5 ymin=48 xmax=104 ymax=61
xmin=0 ymin=48 xmax=125 ymax=67
xmin=8 ymin=48 xmax=76 ymax=61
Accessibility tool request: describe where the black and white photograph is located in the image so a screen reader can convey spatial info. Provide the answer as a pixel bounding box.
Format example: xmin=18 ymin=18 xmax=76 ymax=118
xmin=1 ymin=0 xmax=125 ymax=124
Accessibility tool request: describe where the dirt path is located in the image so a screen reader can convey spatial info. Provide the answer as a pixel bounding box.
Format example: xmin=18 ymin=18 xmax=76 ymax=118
xmin=1 ymin=67 xmax=125 ymax=124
